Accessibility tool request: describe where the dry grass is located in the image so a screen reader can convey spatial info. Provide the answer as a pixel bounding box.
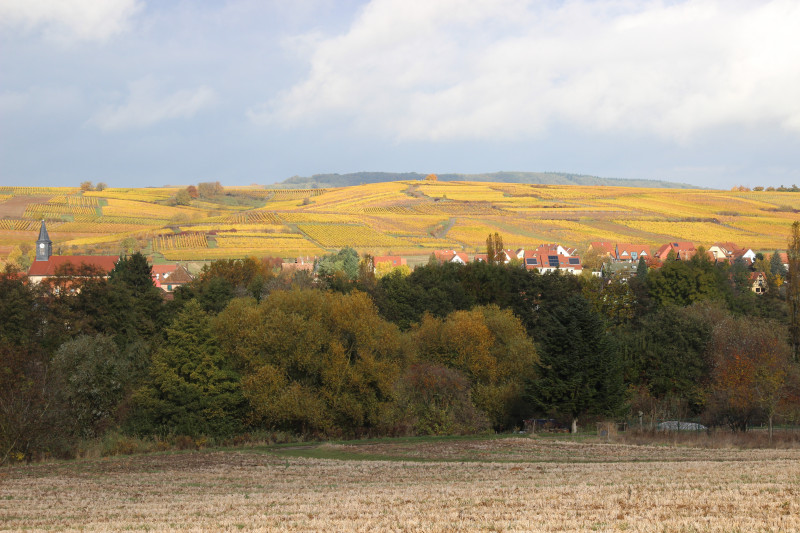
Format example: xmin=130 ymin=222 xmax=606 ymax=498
xmin=1 ymin=436 xmax=798 ymax=532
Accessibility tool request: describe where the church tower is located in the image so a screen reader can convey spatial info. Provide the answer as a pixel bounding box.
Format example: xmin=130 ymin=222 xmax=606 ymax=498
xmin=35 ymin=220 xmax=52 ymax=262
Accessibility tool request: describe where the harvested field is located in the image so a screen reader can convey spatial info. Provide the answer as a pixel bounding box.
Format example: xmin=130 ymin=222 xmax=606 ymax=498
xmin=1 ymin=436 xmax=798 ymax=532
xmin=0 ymin=196 xmax=51 ymax=218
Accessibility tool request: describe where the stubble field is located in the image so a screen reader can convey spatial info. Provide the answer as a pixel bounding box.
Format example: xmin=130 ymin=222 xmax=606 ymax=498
xmin=1 ymin=436 xmax=798 ymax=532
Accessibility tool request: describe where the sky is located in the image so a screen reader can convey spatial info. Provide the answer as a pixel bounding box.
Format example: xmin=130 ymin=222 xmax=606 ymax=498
xmin=1 ymin=0 xmax=799 ymax=190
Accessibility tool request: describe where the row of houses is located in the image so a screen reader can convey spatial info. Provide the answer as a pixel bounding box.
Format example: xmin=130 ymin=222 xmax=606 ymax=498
xmin=433 ymin=244 xmax=584 ymax=274
xmin=588 ymin=241 xmax=758 ymax=265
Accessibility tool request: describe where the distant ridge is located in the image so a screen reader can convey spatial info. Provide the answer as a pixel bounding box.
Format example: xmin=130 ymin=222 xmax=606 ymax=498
xmin=271 ymin=171 xmax=698 ymax=189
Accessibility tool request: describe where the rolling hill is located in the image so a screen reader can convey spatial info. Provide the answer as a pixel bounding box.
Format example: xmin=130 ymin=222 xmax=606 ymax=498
xmin=1 ymin=181 xmax=797 ymax=265
xmin=273 ymin=171 xmax=697 ymax=189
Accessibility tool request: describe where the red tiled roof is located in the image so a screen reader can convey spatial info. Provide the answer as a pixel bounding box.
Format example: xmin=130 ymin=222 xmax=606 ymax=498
xmin=433 ymin=250 xmax=468 ymax=263
xmin=28 ymin=256 xmax=119 ymax=277
xmin=151 ymin=264 xmax=179 ymax=275
xmin=616 ymin=244 xmax=651 ymax=258
xmin=655 ymin=241 xmax=695 ymax=259
xmin=590 ymin=242 xmax=617 ymax=255
xmin=523 ymin=250 xmax=583 ymax=271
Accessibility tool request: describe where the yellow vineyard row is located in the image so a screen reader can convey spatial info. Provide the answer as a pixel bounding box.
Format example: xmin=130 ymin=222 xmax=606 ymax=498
xmin=0 ymin=219 xmax=40 ymax=231
xmin=0 ymin=187 xmax=78 ymax=196
xmin=297 ymin=224 xmax=406 ymax=248
xmin=48 ymin=196 xmax=100 ymax=207
xmin=154 ymin=233 xmax=208 ymax=251
xmin=218 ymin=211 xmax=283 ymax=224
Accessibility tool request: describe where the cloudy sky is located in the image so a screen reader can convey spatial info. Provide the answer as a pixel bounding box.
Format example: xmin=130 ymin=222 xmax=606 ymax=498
xmin=1 ymin=0 xmax=799 ymax=189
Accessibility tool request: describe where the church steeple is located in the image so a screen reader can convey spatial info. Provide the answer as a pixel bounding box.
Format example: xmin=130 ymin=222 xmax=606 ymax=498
xmin=35 ymin=220 xmax=52 ymax=261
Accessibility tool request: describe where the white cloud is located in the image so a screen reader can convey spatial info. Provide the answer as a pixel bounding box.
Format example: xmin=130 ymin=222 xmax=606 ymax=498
xmin=90 ymin=77 xmax=216 ymax=131
xmin=255 ymin=0 xmax=800 ymax=143
xmin=0 ymin=0 xmax=141 ymax=42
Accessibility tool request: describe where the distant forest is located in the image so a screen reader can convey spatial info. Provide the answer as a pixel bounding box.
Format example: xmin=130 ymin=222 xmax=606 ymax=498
xmin=273 ymin=171 xmax=697 ymax=189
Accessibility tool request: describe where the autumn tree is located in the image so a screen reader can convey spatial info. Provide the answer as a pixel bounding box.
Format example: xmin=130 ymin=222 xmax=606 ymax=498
xmin=706 ymin=315 xmax=791 ymax=436
xmin=197 ymin=181 xmax=224 ymax=198
xmin=398 ymin=362 xmax=489 ymax=434
xmin=486 ymin=232 xmax=504 ymax=265
xmin=788 ymin=221 xmax=800 ymax=361
xmin=647 ymin=248 xmax=725 ymax=307
xmin=410 ymin=305 xmax=539 ymax=429
xmin=0 ymin=345 xmax=70 ymax=463
xmin=80 ymin=181 xmax=93 ymax=192
xmin=424 ymin=173 xmax=438 ymax=181
xmin=214 ymin=290 xmax=405 ymax=436
xmin=53 ymin=335 xmax=128 ymax=438
xmin=315 ymin=247 xmax=360 ymax=281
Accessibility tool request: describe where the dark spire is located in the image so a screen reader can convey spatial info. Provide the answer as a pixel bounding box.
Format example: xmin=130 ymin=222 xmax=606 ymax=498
xmin=35 ymin=220 xmax=52 ymax=262
xmin=37 ymin=219 xmax=50 ymax=242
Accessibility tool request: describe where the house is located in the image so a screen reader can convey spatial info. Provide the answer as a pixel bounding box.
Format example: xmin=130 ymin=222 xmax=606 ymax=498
xmin=750 ymin=272 xmax=768 ymax=294
xmin=778 ymin=252 xmax=789 ymax=272
xmin=536 ymin=243 xmax=578 ymax=257
xmin=588 ymin=242 xmax=650 ymax=262
xmin=654 ymin=241 xmax=696 ymax=262
xmin=708 ymin=242 xmax=756 ymax=265
xmin=522 ymin=249 xmax=583 ymax=274
xmin=433 ymin=250 xmax=469 ymax=264
xmin=601 ymin=261 xmax=638 ymax=280
xmin=27 ymin=221 xmax=118 ymax=284
xmin=475 ymin=249 xmax=516 ymax=263
xmin=281 ymin=257 xmax=315 ymax=274
xmin=373 ymin=256 xmax=407 ymax=268
xmin=615 ymin=244 xmax=651 ymax=262
xmin=588 ymin=242 xmax=617 ymax=260
xmin=151 ymin=264 xmax=193 ymax=292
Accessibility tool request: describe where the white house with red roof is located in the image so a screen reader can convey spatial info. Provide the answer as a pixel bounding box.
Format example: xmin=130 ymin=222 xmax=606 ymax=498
xmin=433 ymin=250 xmax=469 ymax=264
xmin=654 ymin=241 xmax=696 ymax=262
xmin=708 ymin=242 xmax=756 ymax=265
xmin=151 ymin=264 xmax=194 ymax=292
xmin=588 ymin=242 xmax=650 ymax=262
xmin=522 ymin=248 xmax=583 ymax=274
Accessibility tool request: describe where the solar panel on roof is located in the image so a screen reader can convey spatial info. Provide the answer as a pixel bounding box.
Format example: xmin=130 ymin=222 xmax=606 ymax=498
xmin=526 ymin=258 xmax=537 ymax=265
xmin=548 ymin=255 xmax=559 ymax=267
xmin=568 ymin=257 xmax=580 ymax=265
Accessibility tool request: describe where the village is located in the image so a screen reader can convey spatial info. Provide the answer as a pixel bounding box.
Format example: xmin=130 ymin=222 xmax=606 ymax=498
xmin=25 ymin=219 xmax=783 ymax=298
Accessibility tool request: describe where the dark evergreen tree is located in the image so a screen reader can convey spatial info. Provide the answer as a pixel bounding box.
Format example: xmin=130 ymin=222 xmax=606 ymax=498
xmin=129 ymin=300 xmax=245 ymax=437
xmin=0 ymin=265 xmax=40 ymax=347
xmin=626 ymin=305 xmax=714 ymax=411
xmin=770 ymin=250 xmax=787 ymax=277
xmin=527 ymin=294 xmax=625 ymax=432
xmin=636 ymin=256 xmax=648 ymax=280
xmin=106 ymin=252 xmax=164 ymax=342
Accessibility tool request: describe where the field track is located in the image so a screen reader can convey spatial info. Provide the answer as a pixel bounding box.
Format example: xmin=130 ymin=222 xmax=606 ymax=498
xmin=2 ymin=436 xmax=798 ymax=532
